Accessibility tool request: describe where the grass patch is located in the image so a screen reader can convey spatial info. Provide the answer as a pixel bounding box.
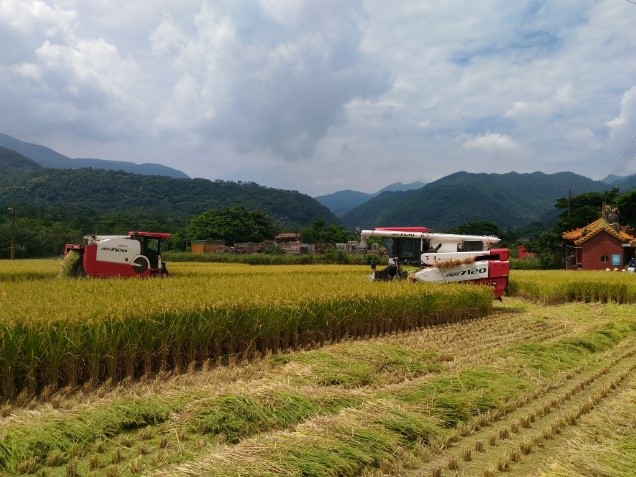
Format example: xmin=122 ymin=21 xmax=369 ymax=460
xmin=378 ymin=406 xmax=442 ymax=443
xmin=274 ymin=343 xmax=441 ymax=388
xmin=0 ymin=397 xmax=177 ymax=473
xmin=506 ymin=321 xmax=636 ymax=377
xmin=394 ymin=368 xmax=529 ymax=427
xmin=191 ymin=392 xmax=329 ymax=443
xmin=275 ymin=349 xmax=376 ymax=388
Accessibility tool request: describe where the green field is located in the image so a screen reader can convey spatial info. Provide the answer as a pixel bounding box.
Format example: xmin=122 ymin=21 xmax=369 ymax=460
xmin=1 ymin=261 xmax=635 ymax=476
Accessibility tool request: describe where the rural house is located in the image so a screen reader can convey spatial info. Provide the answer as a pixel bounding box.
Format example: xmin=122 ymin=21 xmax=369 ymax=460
xmin=562 ymin=206 xmax=636 ymax=270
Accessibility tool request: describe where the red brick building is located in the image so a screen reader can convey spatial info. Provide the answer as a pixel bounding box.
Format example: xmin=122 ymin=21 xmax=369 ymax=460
xmin=562 ymin=214 xmax=636 ymax=270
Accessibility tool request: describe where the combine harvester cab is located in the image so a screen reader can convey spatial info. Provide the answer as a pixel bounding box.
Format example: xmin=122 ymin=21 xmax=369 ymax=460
xmin=63 ymin=231 xmax=171 ymax=278
xmin=360 ymin=226 xmax=509 ymax=299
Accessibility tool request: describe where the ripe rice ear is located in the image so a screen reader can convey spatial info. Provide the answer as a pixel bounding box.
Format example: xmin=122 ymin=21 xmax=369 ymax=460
xmin=435 ymin=257 xmax=476 ymax=269
xmin=0 ymin=264 xmax=493 ymax=400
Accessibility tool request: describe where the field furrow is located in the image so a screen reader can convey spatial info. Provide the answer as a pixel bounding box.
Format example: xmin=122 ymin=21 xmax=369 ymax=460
xmin=408 ymin=337 xmax=636 ymax=476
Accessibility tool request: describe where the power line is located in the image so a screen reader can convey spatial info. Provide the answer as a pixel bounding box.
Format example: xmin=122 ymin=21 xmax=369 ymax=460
xmin=608 ymin=0 xmax=636 ymax=182
xmin=606 ymin=132 xmax=636 ymax=183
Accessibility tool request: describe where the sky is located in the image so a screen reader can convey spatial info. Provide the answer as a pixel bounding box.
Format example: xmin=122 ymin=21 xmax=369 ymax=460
xmin=2 ymin=0 xmax=636 ymax=197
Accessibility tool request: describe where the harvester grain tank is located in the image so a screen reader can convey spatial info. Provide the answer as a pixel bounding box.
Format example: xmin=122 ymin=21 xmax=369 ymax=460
xmin=62 ymin=231 xmax=171 ymax=278
xmin=360 ymin=226 xmax=509 ymax=299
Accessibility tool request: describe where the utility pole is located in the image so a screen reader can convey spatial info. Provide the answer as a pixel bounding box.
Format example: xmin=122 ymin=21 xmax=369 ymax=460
xmin=8 ymin=184 xmax=24 ymax=260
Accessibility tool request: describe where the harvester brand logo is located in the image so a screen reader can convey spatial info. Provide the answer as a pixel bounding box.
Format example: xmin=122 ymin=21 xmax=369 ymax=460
xmin=384 ymin=232 xmax=416 ymax=237
xmin=100 ymin=247 xmax=127 ymax=253
xmin=445 ymin=267 xmax=487 ymax=277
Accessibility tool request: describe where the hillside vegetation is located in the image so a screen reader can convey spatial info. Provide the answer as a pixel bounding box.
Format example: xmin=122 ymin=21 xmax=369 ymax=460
xmin=0 ymin=146 xmax=41 ymax=175
xmin=0 ymin=151 xmax=339 ymax=228
xmin=0 ymin=150 xmax=342 ymax=257
xmin=0 ymin=132 xmax=188 ymax=178
xmin=341 ymin=171 xmax=612 ymax=230
xmin=7 ymin=168 xmax=339 ymax=228
xmin=315 ymin=181 xmax=427 ymax=217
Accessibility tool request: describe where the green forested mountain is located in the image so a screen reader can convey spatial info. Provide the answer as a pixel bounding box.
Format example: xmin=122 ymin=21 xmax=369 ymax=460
xmin=608 ymin=173 xmax=636 ymax=190
xmin=314 ymin=189 xmax=374 ymax=217
xmin=0 ymin=150 xmax=341 ymax=257
xmin=0 ymin=146 xmax=42 ymax=175
xmin=341 ymin=171 xmax=613 ymax=231
xmin=5 ymin=139 xmax=636 ymax=259
xmin=0 ymin=132 xmax=189 ymax=178
xmin=0 ymin=156 xmax=339 ymax=230
xmin=315 ymin=181 xmax=426 ymax=217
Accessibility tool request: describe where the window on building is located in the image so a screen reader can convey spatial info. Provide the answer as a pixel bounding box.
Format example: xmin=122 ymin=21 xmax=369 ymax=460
xmin=600 ymin=255 xmax=609 ymax=263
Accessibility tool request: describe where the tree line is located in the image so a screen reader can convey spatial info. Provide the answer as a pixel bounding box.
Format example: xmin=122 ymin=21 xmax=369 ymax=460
xmin=0 ymin=205 xmax=357 ymax=259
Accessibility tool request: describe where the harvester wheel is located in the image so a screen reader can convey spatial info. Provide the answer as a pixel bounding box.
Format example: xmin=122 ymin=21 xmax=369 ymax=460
xmin=132 ymin=255 xmax=150 ymax=274
xmin=161 ymin=264 xmax=169 ymax=277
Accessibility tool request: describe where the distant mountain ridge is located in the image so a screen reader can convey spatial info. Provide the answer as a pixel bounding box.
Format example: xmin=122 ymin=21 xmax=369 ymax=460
xmin=340 ymin=171 xmax=632 ymax=231
xmin=602 ymin=174 xmax=636 ymax=186
xmin=0 ymin=132 xmax=189 ymax=178
xmin=315 ymin=181 xmax=426 ymax=217
xmin=5 ymin=132 xmax=636 ymax=235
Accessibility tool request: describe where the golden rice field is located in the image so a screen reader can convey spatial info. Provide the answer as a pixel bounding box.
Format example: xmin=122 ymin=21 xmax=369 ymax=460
xmin=509 ymin=269 xmax=636 ymax=304
xmin=1 ymin=260 xmax=636 ymax=477
xmin=0 ymin=260 xmax=493 ymax=401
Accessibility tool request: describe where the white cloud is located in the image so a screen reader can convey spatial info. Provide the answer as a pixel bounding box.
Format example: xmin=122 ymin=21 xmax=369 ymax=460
xmin=2 ymin=0 xmax=636 ymax=194
xmin=504 ymin=82 xmax=575 ymax=119
xmin=462 ymin=133 xmax=521 ymax=153
xmin=149 ymin=12 xmax=188 ymax=56
xmin=0 ymin=0 xmax=77 ymax=38
xmin=606 ymin=86 xmax=636 ymax=138
xmin=12 ymin=62 xmax=41 ymax=80
xmin=565 ymin=127 xmax=602 ymax=150
xmin=147 ymin=0 xmax=389 ymax=161
xmin=34 ymin=38 xmax=138 ymax=99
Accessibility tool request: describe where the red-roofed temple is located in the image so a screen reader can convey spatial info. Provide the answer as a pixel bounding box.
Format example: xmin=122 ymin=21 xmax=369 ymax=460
xmin=562 ymin=206 xmax=636 ymax=270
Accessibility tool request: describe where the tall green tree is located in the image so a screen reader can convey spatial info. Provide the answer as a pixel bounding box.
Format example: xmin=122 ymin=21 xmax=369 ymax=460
xmin=527 ymin=188 xmax=622 ymax=269
xmin=301 ymin=219 xmax=353 ymax=244
xmin=443 ymin=221 xmax=501 ymax=237
xmin=555 ymin=188 xmax=620 ymax=231
xmin=615 ymin=189 xmax=636 ymax=226
xmin=186 ymin=206 xmax=278 ymax=246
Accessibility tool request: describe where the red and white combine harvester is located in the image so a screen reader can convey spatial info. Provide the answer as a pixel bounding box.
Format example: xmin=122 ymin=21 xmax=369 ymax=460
xmin=360 ymin=226 xmax=509 ymax=299
xmin=63 ymin=231 xmax=171 ymax=278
